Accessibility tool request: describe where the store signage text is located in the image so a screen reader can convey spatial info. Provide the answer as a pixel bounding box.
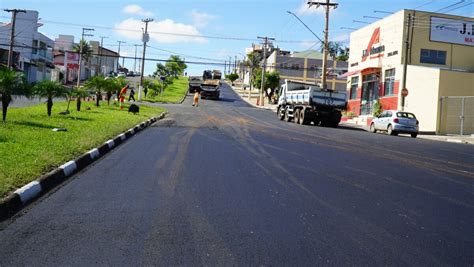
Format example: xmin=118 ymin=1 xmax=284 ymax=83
xmin=362 ymin=27 xmax=385 ymax=61
xmin=430 ymin=17 xmax=474 ymax=46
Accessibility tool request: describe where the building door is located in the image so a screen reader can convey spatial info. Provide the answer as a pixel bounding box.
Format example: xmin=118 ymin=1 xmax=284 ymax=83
xmin=360 ymin=73 xmax=379 ymax=115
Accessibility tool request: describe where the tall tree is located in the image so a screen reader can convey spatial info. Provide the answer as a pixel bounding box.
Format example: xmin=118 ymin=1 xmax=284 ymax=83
xmin=72 ymin=39 xmax=93 ymax=63
xmin=85 ymin=75 xmax=108 ymax=106
xmin=245 ymin=51 xmax=261 ymax=99
xmin=153 ymin=63 xmax=169 ymax=78
xmin=0 ymin=67 xmax=28 ymax=122
xmin=33 ymin=81 xmax=67 ymax=117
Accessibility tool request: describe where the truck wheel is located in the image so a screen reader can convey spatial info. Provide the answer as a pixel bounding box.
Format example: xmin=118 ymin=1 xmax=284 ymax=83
xmin=301 ymin=109 xmax=311 ymax=125
xmin=277 ymin=107 xmax=285 ymax=120
xmin=294 ymin=109 xmax=300 ymax=124
xmin=284 ymin=108 xmax=291 ymax=122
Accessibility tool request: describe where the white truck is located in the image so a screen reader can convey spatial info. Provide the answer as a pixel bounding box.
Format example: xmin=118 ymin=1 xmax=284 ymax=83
xmin=277 ymin=80 xmax=347 ymax=127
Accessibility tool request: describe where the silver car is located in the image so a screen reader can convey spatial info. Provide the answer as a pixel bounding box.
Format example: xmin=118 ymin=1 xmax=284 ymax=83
xmin=370 ymin=110 xmax=419 ymax=138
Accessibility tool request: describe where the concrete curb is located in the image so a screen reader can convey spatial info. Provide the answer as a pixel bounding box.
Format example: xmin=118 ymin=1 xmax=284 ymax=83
xmin=0 ymin=112 xmax=167 ymax=221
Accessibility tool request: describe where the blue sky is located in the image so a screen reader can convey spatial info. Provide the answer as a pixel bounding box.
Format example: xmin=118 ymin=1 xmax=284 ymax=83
xmin=1 ymin=0 xmax=472 ymax=75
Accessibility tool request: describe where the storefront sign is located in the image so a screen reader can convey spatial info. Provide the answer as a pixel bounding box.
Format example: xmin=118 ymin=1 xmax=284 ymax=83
xmin=430 ymin=17 xmax=474 ymax=46
xmin=362 ymin=27 xmax=385 ymax=61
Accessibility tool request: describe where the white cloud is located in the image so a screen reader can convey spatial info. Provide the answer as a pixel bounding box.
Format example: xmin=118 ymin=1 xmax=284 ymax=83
xmin=114 ymin=18 xmax=207 ymax=44
xmin=190 ymin=10 xmax=218 ymax=28
xmin=123 ymin=4 xmax=154 ymax=17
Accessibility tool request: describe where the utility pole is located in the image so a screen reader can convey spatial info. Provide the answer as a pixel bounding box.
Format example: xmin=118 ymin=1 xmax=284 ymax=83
xmin=257 ymin=36 xmax=275 ymax=106
xmin=234 ymin=55 xmax=237 ymax=73
xmin=224 ymin=60 xmax=226 ymax=75
xmin=140 ymin=18 xmax=154 ymax=100
xmin=401 ymin=13 xmax=412 ymax=111
xmin=4 ymin=9 xmax=26 ymax=69
xmin=228 ymin=56 xmax=232 ymax=74
xmin=98 ymin=36 xmax=108 ymax=75
xmin=134 ymin=44 xmax=140 ymax=72
xmin=117 ymin=41 xmax=126 ymax=71
xmin=308 ymin=0 xmax=338 ymax=90
xmin=77 ymin=28 xmax=94 ymax=88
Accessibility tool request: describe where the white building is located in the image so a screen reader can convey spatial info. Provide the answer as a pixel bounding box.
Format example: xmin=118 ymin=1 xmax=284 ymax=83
xmin=0 ymin=10 xmax=54 ymax=83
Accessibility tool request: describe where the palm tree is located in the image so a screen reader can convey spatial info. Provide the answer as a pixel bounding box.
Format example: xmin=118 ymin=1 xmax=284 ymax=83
xmin=104 ymin=77 xmax=126 ymax=105
xmin=320 ymin=41 xmax=348 ymax=61
xmin=72 ymin=39 xmax=93 ymax=82
xmin=142 ymin=78 xmax=153 ymax=98
xmin=72 ymin=39 xmax=93 ymax=63
xmin=0 ymin=67 xmax=28 ymax=122
xmin=33 ymin=81 xmax=67 ymax=117
xmin=85 ymin=76 xmax=108 ymax=107
xmin=71 ymin=87 xmax=90 ymax=111
xmin=245 ymin=52 xmax=261 ymax=100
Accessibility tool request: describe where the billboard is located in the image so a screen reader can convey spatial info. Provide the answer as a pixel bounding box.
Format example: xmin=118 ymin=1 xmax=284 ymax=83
xmin=430 ymin=17 xmax=474 ymax=46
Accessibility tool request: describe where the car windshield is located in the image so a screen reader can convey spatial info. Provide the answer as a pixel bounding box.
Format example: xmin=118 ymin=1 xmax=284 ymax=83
xmin=397 ymin=112 xmax=416 ymax=119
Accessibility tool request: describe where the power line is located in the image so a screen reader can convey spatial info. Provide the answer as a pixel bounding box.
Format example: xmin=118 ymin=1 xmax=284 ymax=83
xmin=0 ymin=15 xmax=319 ymax=44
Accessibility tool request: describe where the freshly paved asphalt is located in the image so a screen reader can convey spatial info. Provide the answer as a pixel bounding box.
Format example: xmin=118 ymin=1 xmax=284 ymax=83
xmin=1 ymin=83 xmax=473 ymax=265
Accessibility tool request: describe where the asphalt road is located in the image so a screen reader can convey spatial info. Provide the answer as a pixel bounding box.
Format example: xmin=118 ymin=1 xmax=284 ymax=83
xmin=1 ymin=83 xmax=473 ymax=265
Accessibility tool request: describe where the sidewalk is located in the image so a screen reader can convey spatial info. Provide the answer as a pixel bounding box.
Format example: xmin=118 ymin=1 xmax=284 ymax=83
xmin=228 ymin=82 xmax=278 ymax=112
xmin=340 ymin=121 xmax=474 ymax=145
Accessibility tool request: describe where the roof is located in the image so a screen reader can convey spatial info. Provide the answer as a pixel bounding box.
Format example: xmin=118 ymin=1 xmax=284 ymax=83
xmin=291 ymin=50 xmax=324 ymax=60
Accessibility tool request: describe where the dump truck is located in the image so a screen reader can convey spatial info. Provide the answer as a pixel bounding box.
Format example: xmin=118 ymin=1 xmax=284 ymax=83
xmin=277 ymin=80 xmax=347 ymax=127
xmin=188 ymin=76 xmax=202 ymax=93
xmin=200 ymin=70 xmax=221 ymax=100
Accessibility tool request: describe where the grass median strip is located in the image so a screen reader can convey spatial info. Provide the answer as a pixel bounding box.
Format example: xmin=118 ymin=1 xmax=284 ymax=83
xmin=144 ymin=76 xmax=188 ymax=103
xmin=0 ymin=101 xmax=165 ymax=197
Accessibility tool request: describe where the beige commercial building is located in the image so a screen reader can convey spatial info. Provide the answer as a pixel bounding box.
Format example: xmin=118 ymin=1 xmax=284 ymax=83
xmin=343 ymin=9 xmax=473 ymax=134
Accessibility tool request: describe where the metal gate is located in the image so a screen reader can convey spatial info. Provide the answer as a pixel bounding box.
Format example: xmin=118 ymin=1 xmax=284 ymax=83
xmin=439 ymin=96 xmax=474 ymax=135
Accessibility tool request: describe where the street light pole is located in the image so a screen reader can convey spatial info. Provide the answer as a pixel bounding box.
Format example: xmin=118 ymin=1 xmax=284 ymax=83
xmin=99 ymin=36 xmax=108 ymax=75
xmin=117 ymin=40 xmax=126 ymax=71
xmin=257 ymin=36 xmax=275 ymax=106
xmin=140 ymin=18 xmax=154 ymax=100
xmin=4 ymin=9 xmax=26 ymax=70
xmin=308 ymin=0 xmax=338 ymax=90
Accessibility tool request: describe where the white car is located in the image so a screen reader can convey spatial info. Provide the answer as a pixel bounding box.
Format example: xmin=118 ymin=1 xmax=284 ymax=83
xmin=117 ymin=72 xmax=126 ymax=78
xmin=370 ymin=110 xmax=419 ymax=138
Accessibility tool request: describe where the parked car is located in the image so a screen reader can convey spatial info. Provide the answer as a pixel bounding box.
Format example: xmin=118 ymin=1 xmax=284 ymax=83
xmin=127 ymin=71 xmax=135 ymax=77
xmin=117 ymin=72 xmax=126 ymax=78
xmin=370 ymin=110 xmax=419 ymax=138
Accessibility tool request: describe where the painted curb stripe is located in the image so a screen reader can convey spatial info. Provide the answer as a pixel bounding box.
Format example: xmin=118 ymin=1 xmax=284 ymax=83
xmin=14 ymin=181 xmax=42 ymax=204
xmin=1 ymin=114 xmax=167 ymax=222
xmin=118 ymin=133 xmax=126 ymax=141
xmin=98 ymin=143 xmax=110 ymax=155
xmin=60 ymin=160 xmax=77 ymax=177
xmin=88 ymin=148 xmax=100 ymax=159
xmin=38 ymin=169 xmax=66 ymax=192
xmin=76 ymin=153 xmax=93 ymax=171
xmin=113 ymin=137 xmax=122 ymax=146
xmin=106 ymin=139 xmax=115 ymax=149
xmin=0 ymin=194 xmax=22 ymax=220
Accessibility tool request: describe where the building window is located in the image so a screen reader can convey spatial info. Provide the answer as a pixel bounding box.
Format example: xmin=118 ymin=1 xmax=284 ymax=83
xmin=384 ymin=68 xmax=396 ymax=96
xmin=350 ymin=76 xmax=359 ymax=99
xmin=420 ymin=49 xmax=446 ymax=65
xmin=32 ymin=40 xmax=38 ymax=54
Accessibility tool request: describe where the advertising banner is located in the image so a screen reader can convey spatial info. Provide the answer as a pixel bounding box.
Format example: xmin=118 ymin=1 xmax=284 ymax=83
xmin=430 ymin=17 xmax=474 ymax=46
